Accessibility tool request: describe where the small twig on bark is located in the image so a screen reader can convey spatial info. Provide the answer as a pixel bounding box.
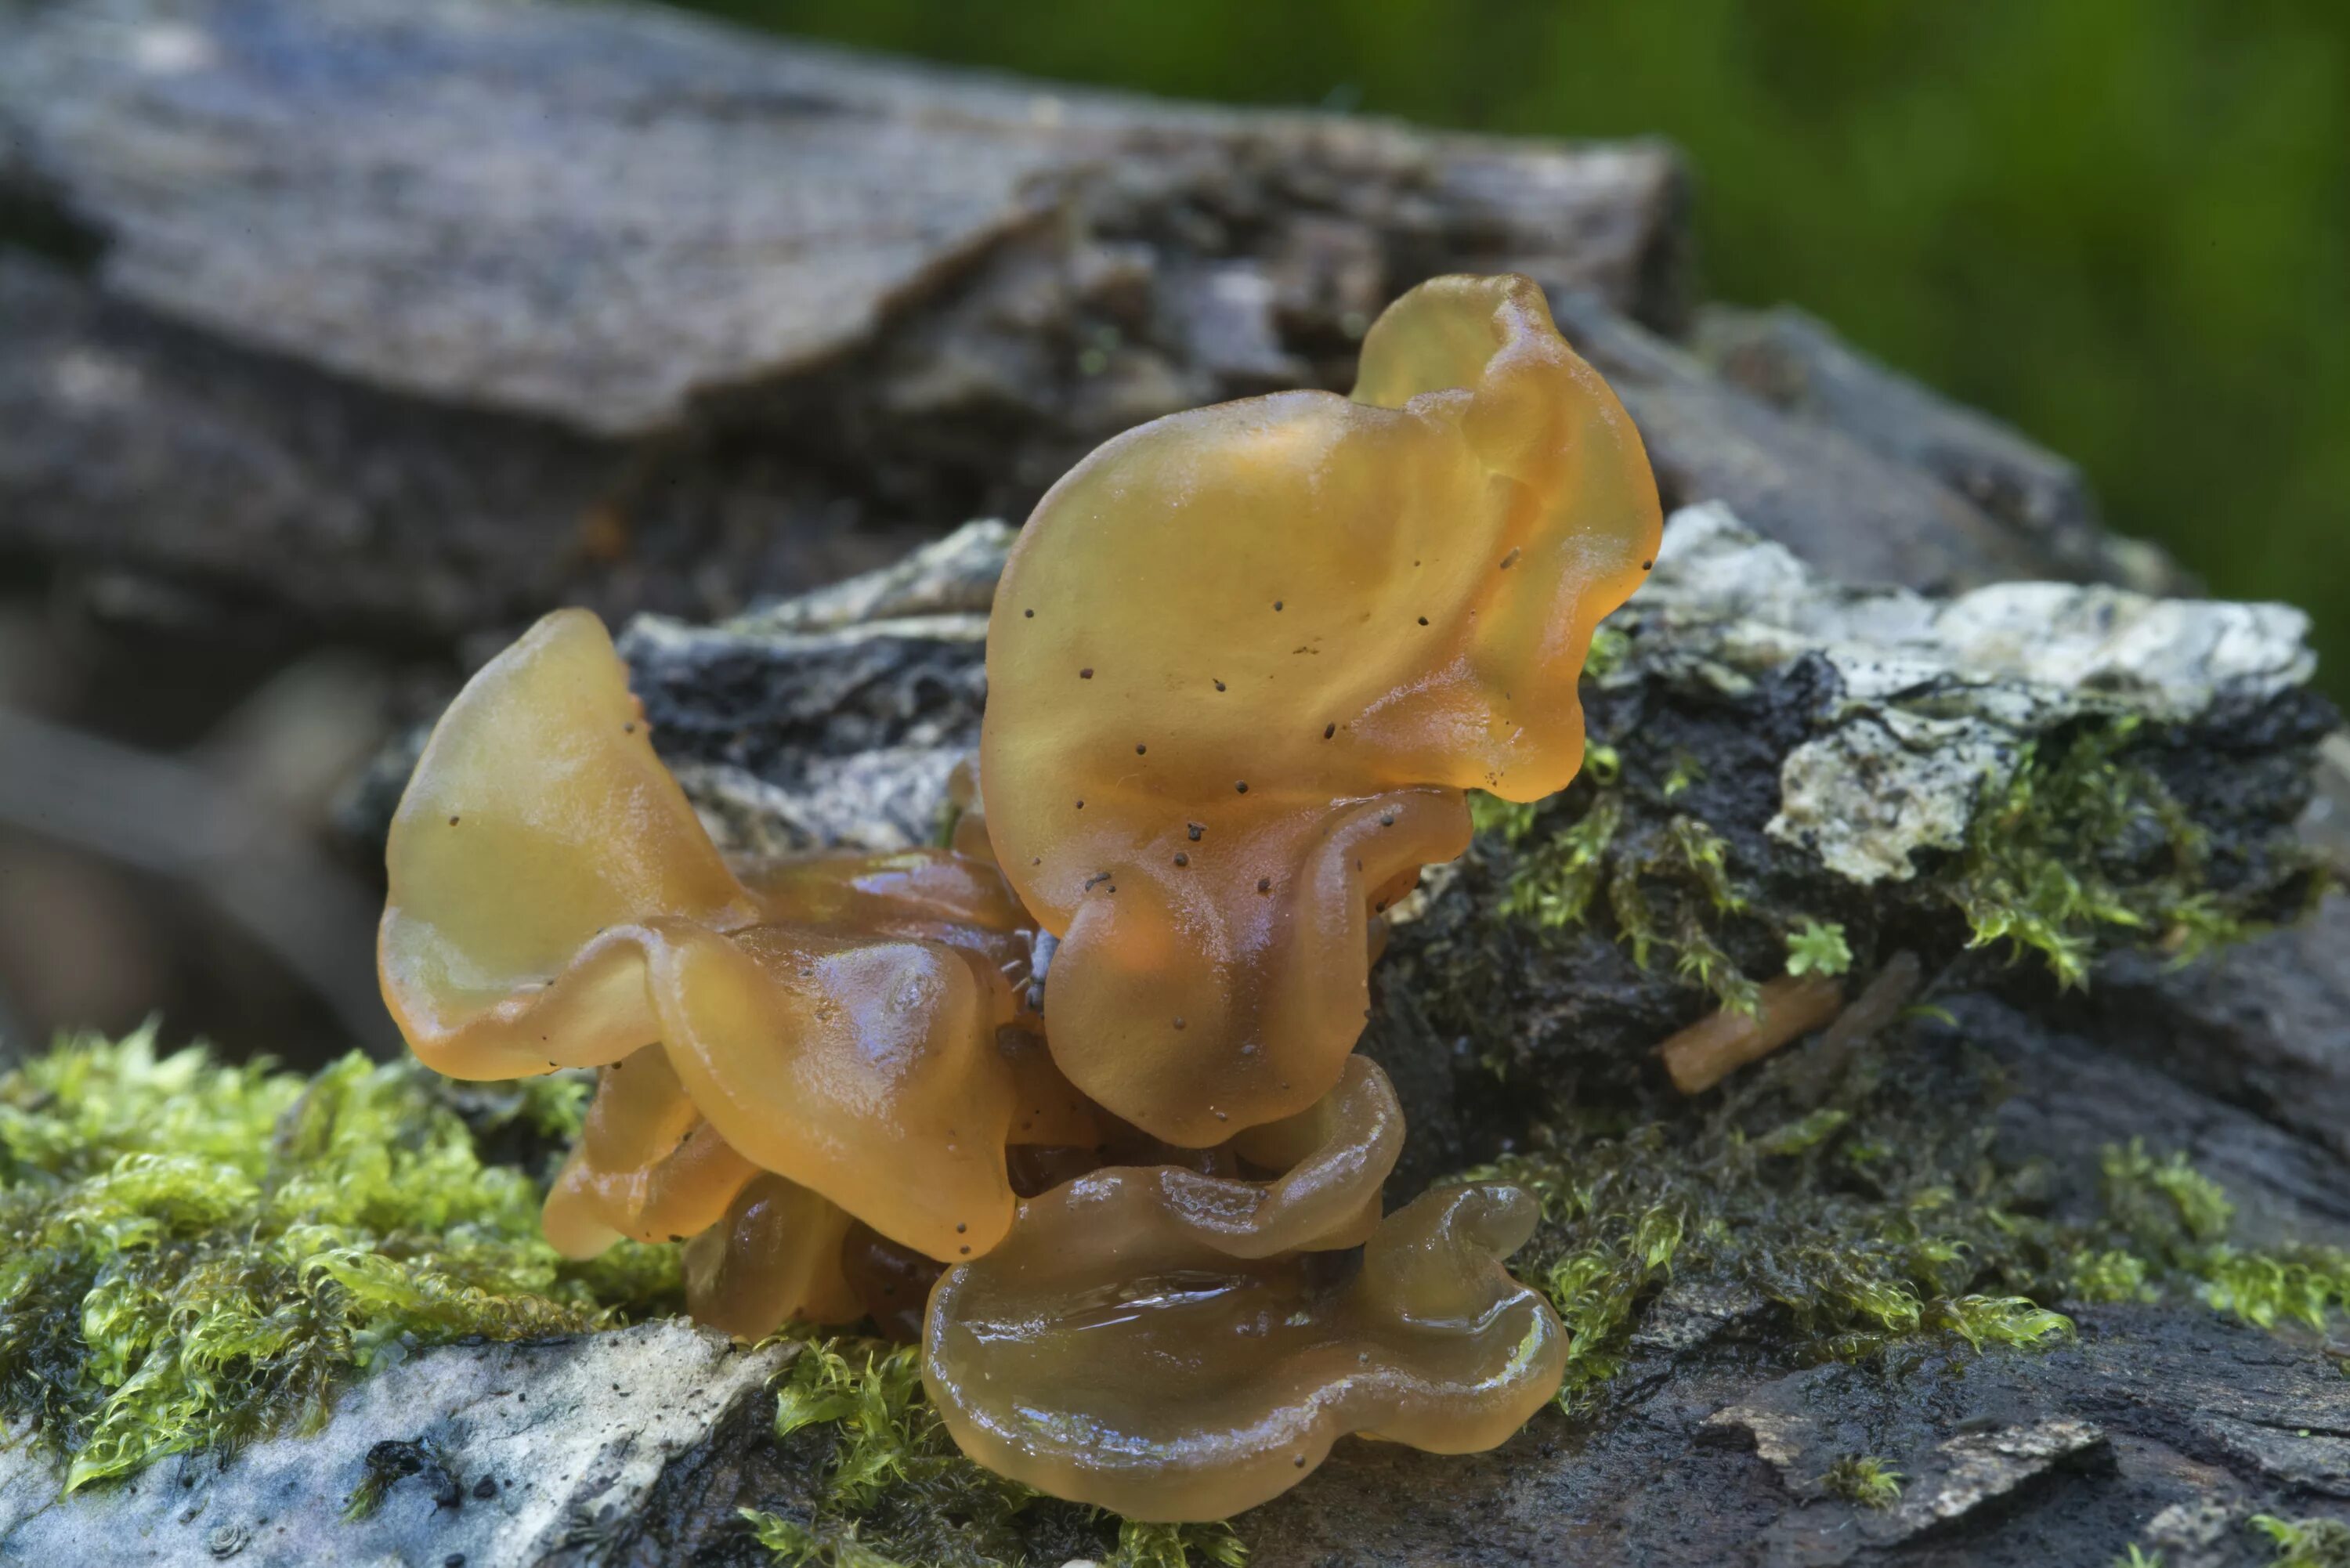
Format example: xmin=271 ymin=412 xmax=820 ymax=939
xmin=1659 ymin=974 xmax=1846 ymax=1095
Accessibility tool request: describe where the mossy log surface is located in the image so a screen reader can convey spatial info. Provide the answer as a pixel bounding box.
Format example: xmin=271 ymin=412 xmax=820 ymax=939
xmin=4 ymin=2 xmax=2348 ymax=1564
xmin=13 ymin=511 xmax=2344 ymax=1566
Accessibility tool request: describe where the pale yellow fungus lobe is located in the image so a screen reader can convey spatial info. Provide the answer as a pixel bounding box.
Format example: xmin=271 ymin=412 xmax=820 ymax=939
xmin=380 ymin=609 xmax=1048 ymax=1324
xmin=381 ymin=271 xmax=1654 ymax=1512
xmin=982 ymin=273 xmax=1661 ymax=1145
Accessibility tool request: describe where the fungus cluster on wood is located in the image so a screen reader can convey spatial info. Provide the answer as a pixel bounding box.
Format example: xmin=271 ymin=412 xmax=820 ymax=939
xmin=378 ymin=274 xmax=1661 ymax=1519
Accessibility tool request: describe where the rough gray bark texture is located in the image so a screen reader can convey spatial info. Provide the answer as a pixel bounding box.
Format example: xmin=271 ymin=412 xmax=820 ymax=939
xmin=0 ymin=0 xmax=1687 ymax=639
xmin=0 ymin=1321 xmax=796 ymax=1566
xmin=0 ymin=0 xmax=2178 ymax=650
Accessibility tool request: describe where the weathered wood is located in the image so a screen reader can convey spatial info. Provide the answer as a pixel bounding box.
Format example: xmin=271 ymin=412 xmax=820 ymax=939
xmin=0 ymin=0 xmax=1685 ymax=436
xmin=2 ymin=0 xmax=2155 ymax=649
xmin=5 ymin=5 xmax=2345 ymax=1563
xmin=0 ymin=0 xmax=1684 ymax=636
xmin=1695 ymin=303 xmax=2179 ymax=590
xmin=1550 ymin=292 xmax=2062 ymax=593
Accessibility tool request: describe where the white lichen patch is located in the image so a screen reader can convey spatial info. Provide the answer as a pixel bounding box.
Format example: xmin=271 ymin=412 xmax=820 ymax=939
xmin=1770 ymin=710 xmax=2012 ymax=884
xmin=1619 ymin=504 xmax=2315 ymax=884
xmin=0 ymin=1321 xmax=793 ymax=1566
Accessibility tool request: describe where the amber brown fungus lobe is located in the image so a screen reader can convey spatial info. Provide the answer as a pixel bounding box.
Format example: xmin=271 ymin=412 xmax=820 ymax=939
xmin=926 ymin=1063 xmax=1562 ymax=1520
xmin=983 ymin=273 xmax=1661 ymax=1146
xmin=380 ymin=609 xmax=1088 ymax=1335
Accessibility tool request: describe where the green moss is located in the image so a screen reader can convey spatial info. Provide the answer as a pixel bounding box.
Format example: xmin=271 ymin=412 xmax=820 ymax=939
xmin=2100 ymin=1141 xmax=2350 ymax=1332
xmin=1820 ymin=1454 xmax=1904 ymax=1509
xmin=1481 ymin=780 xmax=1786 ymax=1015
xmin=2249 ymin=1513 xmax=2350 ymax=1568
xmin=1471 ymin=748 xmax=1876 ymax=1018
xmin=1470 ymin=697 xmax=2315 ymax=1033
xmin=0 ymin=1029 xmax=1240 ymax=1563
xmin=1784 ymin=919 xmax=1853 ymax=978
xmin=746 ymin=1510 xmax=912 ymax=1568
xmin=1112 ymin=1521 xmax=1249 ymax=1568
xmin=1948 ymin=717 xmax=2293 ymax=988
xmin=1661 ymin=751 xmax=1706 ymax=800
xmin=1459 ymin=1019 xmax=2349 ymax=1414
xmin=750 ymin=1336 xmax=1246 ymax=1568
xmin=1466 ymin=789 xmax=1543 ymax=846
xmin=1492 ymin=793 xmax=1619 ymax=930
xmin=0 ymin=1027 xmax=678 ymax=1490
xmin=1582 ymin=625 xmax=1632 ymax=683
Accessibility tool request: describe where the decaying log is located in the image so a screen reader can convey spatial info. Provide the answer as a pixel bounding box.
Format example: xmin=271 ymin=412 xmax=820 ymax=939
xmin=2 ymin=3 xmax=2343 ymax=1564
xmin=109 ymin=508 xmax=2350 ymax=1568
xmin=0 ymin=0 xmax=1685 ymax=637
xmin=0 ymin=0 xmax=2169 ymax=649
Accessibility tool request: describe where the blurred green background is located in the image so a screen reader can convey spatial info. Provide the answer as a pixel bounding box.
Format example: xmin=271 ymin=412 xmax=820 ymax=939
xmin=675 ymin=0 xmax=2347 ymax=697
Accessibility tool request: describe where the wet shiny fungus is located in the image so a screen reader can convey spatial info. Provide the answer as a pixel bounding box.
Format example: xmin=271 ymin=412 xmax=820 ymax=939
xmin=380 ymin=609 xmax=1065 ymax=1334
xmin=926 ymin=1165 xmax=1564 ymax=1519
xmin=380 ymin=273 xmax=1658 ymax=1523
xmin=982 ymin=276 xmax=1659 ymax=1147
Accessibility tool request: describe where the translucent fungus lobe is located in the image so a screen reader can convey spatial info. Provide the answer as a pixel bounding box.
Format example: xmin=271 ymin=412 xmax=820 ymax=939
xmin=925 ymin=1175 xmax=1564 ymax=1520
xmin=924 ymin=1058 xmax=1565 ymax=1519
xmin=379 ymin=609 xmax=1043 ymax=1319
xmin=982 ymin=273 xmax=1661 ymax=1144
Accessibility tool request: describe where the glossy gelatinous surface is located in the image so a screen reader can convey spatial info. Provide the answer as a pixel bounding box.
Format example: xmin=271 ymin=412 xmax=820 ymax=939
xmin=840 ymin=1217 xmax=949 ymax=1342
xmin=379 ymin=609 xmax=1040 ymax=1268
xmin=682 ymin=1172 xmax=861 ymax=1340
xmin=540 ymin=1043 xmax=759 ymax=1255
xmin=982 ymin=273 xmax=1661 ymax=1144
xmin=1132 ymin=1053 xmax=1401 ymax=1258
xmin=924 ymin=1178 xmax=1564 ymax=1521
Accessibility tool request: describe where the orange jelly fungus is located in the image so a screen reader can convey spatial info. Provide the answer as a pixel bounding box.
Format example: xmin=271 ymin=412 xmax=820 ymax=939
xmin=378 ymin=273 xmax=1661 ymax=1519
xmin=982 ymin=273 xmax=1662 ymax=1146
xmin=379 ymin=609 xmax=1084 ymax=1334
xmin=926 ymin=1090 xmax=1565 ymax=1520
